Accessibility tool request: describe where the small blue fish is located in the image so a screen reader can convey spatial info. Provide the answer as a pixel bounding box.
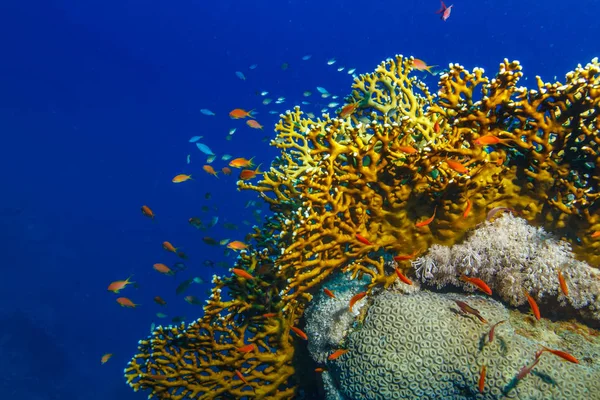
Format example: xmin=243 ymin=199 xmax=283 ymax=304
xmin=195 ymin=142 xmax=214 ymax=155
xmin=302 ymin=55 xmax=312 ymax=61
xmin=189 ymin=136 xmax=203 ymax=142
xmin=235 ymin=71 xmax=246 ymax=80
xmin=200 ymin=109 xmax=215 ymax=116
xmin=249 ymin=64 xmax=257 ymax=70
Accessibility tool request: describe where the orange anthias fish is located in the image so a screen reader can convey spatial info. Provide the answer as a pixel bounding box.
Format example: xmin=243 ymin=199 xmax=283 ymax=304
xmin=163 ymin=241 xmax=178 ymax=253
xmin=290 ymin=326 xmax=308 ymax=340
xmin=355 ymin=233 xmax=372 ymax=245
xmin=141 ymin=205 xmax=154 ymax=219
xmin=232 ymin=268 xmax=254 ymax=280
xmin=460 ymin=275 xmax=492 ymax=296
xmin=101 ymin=353 xmax=113 ymax=364
xmin=412 ymin=59 xmax=436 ymax=74
xmin=397 ymin=145 xmax=418 ymax=154
xmin=539 ymin=346 xmax=580 ymax=364
xmin=415 ymin=207 xmax=436 ymax=228
xmin=328 ymin=349 xmax=349 ymax=360
xmin=229 ymin=108 xmax=255 ymax=119
xmin=339 ymin=102 xmax=360 ymax=118
xmin=395 ymin=268 xmax=413 ymax=285
xmin=523 ymin=289 xmax=541 ymax=320
xmin=435 ymin=1 xmax=453 ymax=22
xmin=237 ymin=343 xmax=256 ymax=353
xmin=516 ymin=356 xmax=541 ymax=380
xmin=203 ymin=165 xmax=219 ymax=178
xmin=116 ymin=297 xmax=138 ymax=308
xmin=228 ymin=241 xmax=249 ymax=251
xmin=239 ymin=165 xmax=262 ymax=181
xmin=558 ymin=270 xmax=569 ymax=296
xmin=323 ymin=288 xmax=336 ymax=298
xmin=473 ymin=134 xmax=511 ymax=146
xmin=246 ymin=119 xmax=264 ymax=130
xmin=592 ymin=231 xmax=600 ymax=238
xmin=234 ymin=370 xmax=249 ymax=386
xmin=463 ymin=198 xmax=472 ymax=219
xmin=172 ymin=174 xmax=192 ymax=183
xmin=107 ymin=276 xmax=135 ymax=293
xmin=230 ymin=157 xmax=255 ymax=169
xmin=478 ymin=365 xmax=486 ymax=394
xmin=222 ymin=167 xmax=232 ymax=175
xmin=349 ymin=292 xmax=367 ymax=312
xmin=393 ymin=249 xmax=419 ymax=262
xmin=446 ymin=159 xmax=469 ymax=174
xmin=153 ymin=263 xmax=174 ymax=275
xmin=454 ymin=300 xmax=487 ymax=323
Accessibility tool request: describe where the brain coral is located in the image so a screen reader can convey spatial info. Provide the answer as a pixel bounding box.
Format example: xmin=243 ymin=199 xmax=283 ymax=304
xmin=326 ymin=291 xmax=600 ymax=400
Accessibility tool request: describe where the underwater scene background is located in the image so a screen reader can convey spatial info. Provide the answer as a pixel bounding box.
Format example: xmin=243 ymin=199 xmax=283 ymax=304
xmin=1 ymin=0 xmax=600 ymax=399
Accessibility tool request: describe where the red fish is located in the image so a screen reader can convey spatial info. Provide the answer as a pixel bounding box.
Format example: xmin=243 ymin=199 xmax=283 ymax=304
xmin=592 ymin=231 xmax=600 ymax=238
xmin=229 ymin=108 xmax=255 ymax=119
xmin=141 ymin=205 xmax=154 ymax=219
xmin=234 ymin=369 xmax=249 ymax=385
xmin=523 ymin=289 xmax=541 ymax=320
xmin=412 ymin=59 xmax=436 ymax=74
xmin=349 ymin=292 xmax=367 ymax=312
xmin=478 ymin=365 xmax=486 ymax=393
xmin=539 ymin=346 xmax=579 ymax=364
xmin=328 ymin=349 xmax=349 ymax=360
xmin=488 ymin=320 xmax=506 ymax=343
xmin=436 ymin=1 xmax=453 ymax=21
xmin=397 ymin=145 xmax=418 ymax=154
xmin=339 ymin=102 xmax=360 ymax=118
xmin=290 ymin=326 xmax=308 ymax=340
xmin=415 ymin=207 xmax=436 ymax=228
xmin=323 ymin=288 xmax=336 ymax=298
xmin=232 ymin=268 xmax=254 ymax=280
xmin=116 ymin=297 xmax=139 ymax=308
xmin=395 ymin=268 xmax=413 ymax=285
xmin=239 ymin=165 xmax=262 ymax=181
xmin=460 ymin=275 xmax=492 ymax=296
xmin=473 ymin=135 xmax=510 ymax=146
xmin=261 ymin=312 xmax=277 ymax=318
xmin=446 ymin=159 xmax=469 ymax=174
xmin=454 ymin=300 xmax=487 ymax=323
xmin=237 ymin=343 xmax=256 ymax=353
xmin=393 ymin=249 xmax=419 ymax=262
xmin=107 ymin=276 xmax=135 ymax=293
xmin=463 ymin=198 xmax=472 ymax=219
xmin=558 ymin=270 xmax=569 ymax=296
xmin=355 ymin=233 xmax=372 ymax=245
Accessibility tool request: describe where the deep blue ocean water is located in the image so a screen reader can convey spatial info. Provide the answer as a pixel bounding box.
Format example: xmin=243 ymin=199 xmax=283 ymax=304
xmin=0 ymin=0 xmax=598 ymax=398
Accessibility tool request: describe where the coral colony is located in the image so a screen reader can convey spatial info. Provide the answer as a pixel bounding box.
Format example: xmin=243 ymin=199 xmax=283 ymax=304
xmin=125 ymin=56 xmax=600 ymax=399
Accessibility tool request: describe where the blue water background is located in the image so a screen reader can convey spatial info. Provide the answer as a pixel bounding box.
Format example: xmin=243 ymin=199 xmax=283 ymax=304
xmin=0 ymin=0 xmax=598 ymax=398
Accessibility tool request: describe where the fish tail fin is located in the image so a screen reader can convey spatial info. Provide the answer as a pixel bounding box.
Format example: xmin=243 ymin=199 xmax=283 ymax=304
xmin=426 ymin=65 xmax=438 ymax=74
xmin=248 ymin=156 xmax=256 ymax=167
xmin=255 ymin=164 xmax=263 ymax=174
xmin=248 ymin=109 xmax=256 ymax=118
xmin=436 ymin=1 xmax=446 ymax=13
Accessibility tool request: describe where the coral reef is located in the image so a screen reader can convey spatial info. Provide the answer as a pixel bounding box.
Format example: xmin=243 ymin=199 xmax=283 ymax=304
xmin=414 ymin=213 xmax=600 ymax=320
xmin=124 ymin=55 xmax=600 ymax=398
xmin=325 ymin=290 xmax=600 ymax=400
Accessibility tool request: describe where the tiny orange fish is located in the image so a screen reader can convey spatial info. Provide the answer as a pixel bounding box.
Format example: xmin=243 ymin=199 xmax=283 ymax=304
xmin=228 ymin=241 xmax=249 ymax=251
xmin=395 ymin=268 xmax=413 ymax=285
xmin=107 ymin=276 xmax=135 ymax=293
xmin=523 ymin=289 xmax=541 ymax=320
xmin=478 ymin=365 xmax=486 ymax=394
xmin=116 ymin=297 xmax=138 ymax=308
xmin=290 ymin=326 xmax=308 ymax=340
xmin=101 ymin=353 xmax=113 ymax=364
xmin=229 ymin=108 xmax=255 ymax=119
xmin=473 ymin=134 xmax=510 ymax=146
xmin=412 ymin=59 xmax=436 ymax=74
xmin=434 ymin=121 xmax=441 ymax=133
xmin=460 ymin=275 xmax=492 ymax=296
xmin=153 ymin=296 xmax=167 ymax=306
xmin=203 ymin=165 xmax=219 ymax=178
xmin=239 ymin=165 xmax=262 ymax=180
xmin=446 ymin=159 xmax=469 ymax=174
xmin=415 ymin=207 xmax=436 ymax=228
xmin=463 ymin=198 xmax=472 ymax=219
xmin=328 ymin=349 xmax=349 ymax=360
xmin=232 ymin=268 xmax=254 ymax=280
xmin=237 ymin=343 xmax=256 ymax=353
xmin=488 ymin=320 xmax=506 ymax=343
xmin=339 ymin=102 xmax=359 ymax=118
xmin=454 ymin=300 xmax=487 ymax=323
xmin=222 ymin=167 xmax=232 ymax=175
xmin=558 ymin=270 xmax=569 ymax=296
xmin=540 ymin=346 xmax=579 ymax=364
xmin=315 ymin=367 xmax=325 ymax=373
xmin=349 ymin=292 xmax=367 ymax=312
xmin=393 ymin=249 xmax=419 ymax=262
xmin=323 ymin=288 xmax=336 ymax=298
xmin=246 ymin=119 xmax=263 ymax=130
xmin=516 ymin=356 xmax=541 ymax=380
xmin=355 ymin=233 xmax=372 ymax=245
xmin=397 ymin=145 xmax=418 ymax=154
xmin=153 ymin=263 xmax=174 ymax=275
xmin=172 ymin=174 xmax=192 ymax=183
xmin=141 ymin=205 xmax=154 ymax=219
xmin=592 ymin=231 xmax=600 ymax=238
xmin=229 ymin=157 xmax=255 ymax=168
xmin=234 ymin=369 xmax=249 ymax=385
xmin=262 ymin=312 xmax=277 ymax=318
xmin=162 ymin=241 xmax=178 ymax=253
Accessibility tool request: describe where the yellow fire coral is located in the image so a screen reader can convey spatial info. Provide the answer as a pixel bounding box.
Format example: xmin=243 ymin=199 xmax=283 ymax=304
xmin=124 ymin=55 xmax=600 ymax=398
